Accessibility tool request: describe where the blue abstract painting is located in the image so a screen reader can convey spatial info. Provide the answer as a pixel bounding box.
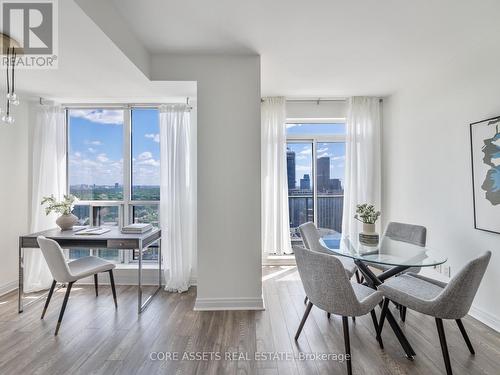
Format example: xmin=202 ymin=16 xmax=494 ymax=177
xmin=471 ymin=116 xmax=500 ymax=234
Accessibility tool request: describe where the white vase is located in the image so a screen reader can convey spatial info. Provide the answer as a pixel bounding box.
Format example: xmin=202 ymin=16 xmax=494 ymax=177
xmin=359 ymin=223 xmax=379 ymax=246
xmin=362 ymin=223 xmax=375 ymax=233
xmin=56 ymin=213 xmax=78 ymax=231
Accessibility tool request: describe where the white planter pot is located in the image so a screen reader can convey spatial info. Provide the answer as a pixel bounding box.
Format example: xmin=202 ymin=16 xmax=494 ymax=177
xmin=362 ymin=223 xmax=376 ymax=234
xmin=56 ymin=214 xmax=78 ymax=231
xmin=359 ymin=223 xmax=379 ymax=246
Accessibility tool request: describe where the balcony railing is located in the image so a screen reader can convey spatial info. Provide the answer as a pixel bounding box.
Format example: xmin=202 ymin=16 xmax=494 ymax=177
xmin=289 ymin=194 xmax=344 ymax=240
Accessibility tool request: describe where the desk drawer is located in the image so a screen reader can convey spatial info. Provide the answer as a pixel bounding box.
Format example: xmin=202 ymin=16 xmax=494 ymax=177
xmin=107 ymin=239 xmax=138 ymax=249
xmin=21 ymin=237 xmax=39 ymax=248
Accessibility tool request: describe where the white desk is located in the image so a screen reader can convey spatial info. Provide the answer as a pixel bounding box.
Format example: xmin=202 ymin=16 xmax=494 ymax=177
xmin=18 ymin=227 xmax=162 ymax=314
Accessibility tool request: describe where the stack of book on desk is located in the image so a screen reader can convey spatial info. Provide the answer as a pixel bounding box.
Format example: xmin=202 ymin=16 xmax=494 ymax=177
xmin=121 ymin=223 xmax=153 ymax=234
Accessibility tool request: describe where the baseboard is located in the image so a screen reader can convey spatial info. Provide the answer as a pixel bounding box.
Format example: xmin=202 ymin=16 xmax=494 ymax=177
xmin=0 ymin=280 xmax=17 ymax=297
xmin=469 ymin=305 xmax=500 ymax=333
xmin=194 ymin=296 xmax=264 ymax=311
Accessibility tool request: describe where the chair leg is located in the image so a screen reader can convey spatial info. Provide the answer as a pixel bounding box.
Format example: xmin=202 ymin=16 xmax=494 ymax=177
xmin=54 ymin=282 xmax=74 ymax=336
xmin=355 ymin=270 xmax=361 ymax=283
xmin=109 ymin=270 xmax=118 ymax=308
xmin=342 ymin=316 xmax=352 ymax=375
xmin=304 ymin=296 xmax=308 ymax=305
xmin=295 ymin=301 xmax=313 ymax=341
xmin=370 ymin=309 xmax=383 ymax=349
xmin=436 ymin=318 xmax=453 ymax=375
xmin=456 ymin=319 xmax=475 ymax=355
xmin=377 ymin=298 xmax=390 ymax=340
xmin=93 ymin=273 xmax=98 ymax=297
xmin=41 ymin=280 xmax=57 ymax=319
xmin=400 ymin=306 xmax=407 ymax=322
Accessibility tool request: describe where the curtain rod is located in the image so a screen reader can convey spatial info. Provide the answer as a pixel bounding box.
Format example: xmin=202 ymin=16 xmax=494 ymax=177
xmin=286 ymin=98 xmax=347 ymax=103
xmin=260 ymin=98 xmax=347 ymax=103
xmin=39 ymin=97 xmax=193 ymax=110
xmin=261 ymin=97 xmax=383 ymax=103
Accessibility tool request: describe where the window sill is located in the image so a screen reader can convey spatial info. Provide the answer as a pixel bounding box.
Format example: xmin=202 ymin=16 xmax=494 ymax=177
xmin=115 ymin=263 xmax=160 ymax=270
xmin=263 ymin=254 xmax=296 ymax=266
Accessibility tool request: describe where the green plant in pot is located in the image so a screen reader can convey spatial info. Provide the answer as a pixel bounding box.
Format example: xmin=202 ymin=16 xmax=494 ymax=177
xmin=355 ymin=203 xmax=381 ymax=246
xmin=41 ymin=194 xmax=79 ymax=231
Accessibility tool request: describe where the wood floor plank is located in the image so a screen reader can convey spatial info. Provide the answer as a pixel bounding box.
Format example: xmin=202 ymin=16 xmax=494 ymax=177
xmin=0 ymin=267 xmax=498 ymax=375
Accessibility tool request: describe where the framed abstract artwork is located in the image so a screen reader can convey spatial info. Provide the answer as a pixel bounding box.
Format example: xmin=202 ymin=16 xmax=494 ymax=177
xmin=470 ymin=115 xmax=500 ymax=234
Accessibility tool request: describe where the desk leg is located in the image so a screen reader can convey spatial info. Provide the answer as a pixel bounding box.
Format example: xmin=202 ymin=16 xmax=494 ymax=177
xmin=137 ymin=241 xmax=162 ymax=314
xmin=138 ymin=247 xmax=142 ymax=314
xmin=18 ymin=240 xmax=23 ymax=313
xmin=158 ymin=239 xmax=162 ymax=288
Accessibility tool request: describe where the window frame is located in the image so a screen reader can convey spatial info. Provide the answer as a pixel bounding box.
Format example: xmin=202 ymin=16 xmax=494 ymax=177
xmin=66 ymin=105 xmax=160 ymax=263
xmin=286 ymin=119 xmax=346 ymax=239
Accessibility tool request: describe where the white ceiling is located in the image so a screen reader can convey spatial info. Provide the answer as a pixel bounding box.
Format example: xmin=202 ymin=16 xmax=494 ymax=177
xmin=106 ymin=0 xmax=500 ymax=97
xmin=8 ymin=0 xmax=196 ymax=102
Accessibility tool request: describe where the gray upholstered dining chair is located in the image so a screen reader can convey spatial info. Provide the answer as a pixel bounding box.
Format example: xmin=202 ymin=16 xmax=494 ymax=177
xmin=365 ymin=221 xmax=427 ymax=321
xmin=377 ymin=251 xmax=491 ymax=375
xmin=299 ymin=222 xmax=360 ymax=282
xmin=299 ymin=222 xmax=363 ymax=320
xmin=37 ymin=236 xmax=118 ymax=335
xmin=293 ymin=245 xmax=383 ymax=375
xmin=365 ymin=221 xmax=427 ymax=272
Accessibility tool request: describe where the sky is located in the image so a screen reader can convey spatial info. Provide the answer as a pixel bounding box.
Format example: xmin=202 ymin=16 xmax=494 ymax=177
xmin=68 ymin=118 xmax=344 ymax=188
xmin=286 ymin=123 xmax=346 ymax=189
xmin=68 ymin=108 xmax=160 ymax=186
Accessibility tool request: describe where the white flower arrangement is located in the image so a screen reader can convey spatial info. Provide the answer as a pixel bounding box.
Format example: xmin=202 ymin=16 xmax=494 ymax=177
xmin=41 ymin=194 xmax=78 ymax=216
xmin=354 ymin=203 xmax=381 ymax=224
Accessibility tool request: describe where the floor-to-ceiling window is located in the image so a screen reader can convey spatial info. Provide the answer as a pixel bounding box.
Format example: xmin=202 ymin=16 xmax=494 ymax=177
xmin=67 ymin=107 xmax=160 ymax=262
xmin=286 ymin=123 xmax=346 ymax=244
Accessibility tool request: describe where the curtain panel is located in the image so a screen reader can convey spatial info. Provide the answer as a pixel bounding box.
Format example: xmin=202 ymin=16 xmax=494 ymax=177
xmin=261 ymin=97 xmax=292 ymax=255
xmin=159 ymin=104 xmax=195 ymax=292
xmin=342 ymin=97 xmax=381 ymax=240
xmin=25 ymin=105 xmax=66 ymax=292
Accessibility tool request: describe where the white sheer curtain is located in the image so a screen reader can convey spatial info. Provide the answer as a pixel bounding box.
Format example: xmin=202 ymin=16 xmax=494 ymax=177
xmin=25 ymin=105 xmax=66 ymax=292
xmin=261 ymin=97 xmax=292 ymax=255
xmin=159 ymin=104 xmax=195 ymax=292
xmin=342 ymin=97 xmax=381 ymax=240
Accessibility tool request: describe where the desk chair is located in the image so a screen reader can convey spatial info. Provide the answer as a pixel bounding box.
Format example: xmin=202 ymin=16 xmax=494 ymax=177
xmin=37 ymin=236 xmax=117 ymax=335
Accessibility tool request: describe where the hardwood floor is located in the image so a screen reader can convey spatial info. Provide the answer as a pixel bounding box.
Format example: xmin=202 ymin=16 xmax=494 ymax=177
xmin=0 ymin=266 xmax=498 ymax=374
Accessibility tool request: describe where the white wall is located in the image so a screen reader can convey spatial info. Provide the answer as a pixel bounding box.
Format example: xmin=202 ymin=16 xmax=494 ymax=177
xmin=74 ymin=0 xmax=151 ymax=78
xmin=0 ymin=101 xmax=31 ymax=294
xmin=383 ymin=57 xmax=500 ymax=330
xmin=152 ymin=54 xmax=263 ymax=310
xmin=286 ymin=100 xmax=347 ymax=120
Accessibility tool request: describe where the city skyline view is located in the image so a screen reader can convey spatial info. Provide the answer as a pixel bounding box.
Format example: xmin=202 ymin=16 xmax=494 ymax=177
xmin=285 ymin=123 xmax=347 ymax=235
xmin=286 ymin=142 xmax=346 ymax=190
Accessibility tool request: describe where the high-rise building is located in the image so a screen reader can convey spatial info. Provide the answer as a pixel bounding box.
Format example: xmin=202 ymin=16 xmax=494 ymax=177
xmin=317 ymin=196 xmax=344 ymax=233
xmin=329 ymin=178 xmax=342 ymax=192
xmin=317 ymin=156 xmax=330 ymax=192
xmin=300 ymin=174 xmax=311 ymax=190
xmin=287 ymin=148 xmax=296 ymax=190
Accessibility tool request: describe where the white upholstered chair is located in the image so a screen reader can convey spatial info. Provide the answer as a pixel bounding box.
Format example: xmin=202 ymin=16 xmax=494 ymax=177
xmin=37 ymin=236 xmax=117 ymax=335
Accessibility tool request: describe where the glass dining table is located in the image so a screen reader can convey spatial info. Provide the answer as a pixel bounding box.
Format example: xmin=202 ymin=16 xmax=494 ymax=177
xmin=320 ymin=234 xmax=447 ymax=359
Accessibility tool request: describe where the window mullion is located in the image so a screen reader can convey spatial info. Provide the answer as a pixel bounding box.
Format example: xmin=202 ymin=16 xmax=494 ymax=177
xmin=312 ymin=140 xmax=318 ymax=226
xmin=123 ymin=107 xmax=132 ymax=227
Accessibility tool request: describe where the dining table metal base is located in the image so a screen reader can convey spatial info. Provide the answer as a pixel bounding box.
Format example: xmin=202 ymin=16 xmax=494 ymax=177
xmin=354 ymin=259 xmax=416 ymax=359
